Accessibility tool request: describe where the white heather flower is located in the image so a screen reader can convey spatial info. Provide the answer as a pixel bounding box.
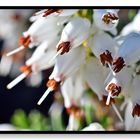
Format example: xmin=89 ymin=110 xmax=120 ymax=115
xmin=55 ymin=17 xmax=90 ymax=56
xmin=31 ymin=9 xmax=79 ymax=21
xmin=37 ymin=47 xmax=86 ymax=105
xmin=6 ymin=16 xmax=61 ymax=56
xmin=105 ymin=67 xmax=134 ymax=101
xmin=105 ymin=66 xmax=134 ymax=108
xmin=49 ymin=47 xmax=86 ymax=82
xmin=6 ymin=47 xmax=56 ymax=89
xmin=82 ymin=122 xmax=104 ymax=131
xmin=6 ymin=38 xmax=58 ymax=89
xmin=93 ymin=9 xmax=119 ymax=31
xmin=26 ymin=37 xmax=59 ymax=71
xmin=83 ymin=57 xmax=123 ymax=121
xmin=113 ymin=32 xmax=140 ymax=73
xmin=90 ymin=31 xmax=119 ymax=66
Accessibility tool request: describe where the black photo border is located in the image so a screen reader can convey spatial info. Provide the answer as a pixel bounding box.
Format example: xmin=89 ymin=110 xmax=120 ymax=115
xmin=0 ymin=6 xmax=139 ymax=134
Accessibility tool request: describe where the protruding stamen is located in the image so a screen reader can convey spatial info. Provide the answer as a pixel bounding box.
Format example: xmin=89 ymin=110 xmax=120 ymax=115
xmin=102 ymin=12 xmax=119 ymax=25
xmin=37 ymin=87 xmax=52 ymax=105
xmin=113 ymin=57 xmax=126 ymax=73
xmin=132 ymin=104 xmax=140 ymax=117
xmin=7 ymin=65 xmax=32 ymax=89
xmin=7 ymin=73 xmax=27 ymax=89
xmin=37 ymin=79 xmax=61 ymax=105
xmin=102 ymin=95 xmax=115 ymax=106
xmin=6 ymin=46 xmax=24 ymax=56
xmin=106 ymin=91 xmax=112 ymax=105
xmin=112 ymin=103 xmax=123 ymax=122
xmin=7 ymin=35 xmax=31 ymax=57
xmin=20 ymin=65 xmax=32 ymax=75
xmin=48 ymin=42 xmax=71 ymax=64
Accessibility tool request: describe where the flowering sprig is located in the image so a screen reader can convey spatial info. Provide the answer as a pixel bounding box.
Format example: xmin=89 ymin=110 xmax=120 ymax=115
xmin=2 ymin=9 xmax=140 ymax=131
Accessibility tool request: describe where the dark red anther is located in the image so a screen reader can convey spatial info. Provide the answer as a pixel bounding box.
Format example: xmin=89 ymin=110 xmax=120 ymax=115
xmin=57 ymin=41 xmax=71 ymax=55
xmin=47 ymin=79 xmax=61 ymax=91
xmin=20 ymin=65 xmax=32 ymax=75
xmin=19 ymin=35 xmax=31 ymax=48
xmin=100 ymin=50 xmax=113 ymax=66
xmin=113 ymin=57 xmax=126 ymax=73
xmin=107 ymin=83 xmax=121 ymax=97
xmin=102 ymin=12 xmax=119 ymax=24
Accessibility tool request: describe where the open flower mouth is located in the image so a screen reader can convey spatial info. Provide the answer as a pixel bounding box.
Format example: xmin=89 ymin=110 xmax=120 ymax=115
xmin=113 ymin=57 xmax=126 ymax=73
xmin=47 ymin=78 xmax=61 ymax=91
xmin=107 ymin=83 xmax=121 ymax=97
xmin=132 ymin=104 xmax=140 ymax=117
xmin=20 ymin=65 xmax=32 ymax=75
xmin=57 ymin=41 xmax=71 ymax=55
xmin=100 ymin=50 xmax=113 ymax=66
xmin=19 ymin=35 xmax=31 ymax=48
xmin=102 ymin=12 xmax=119 ymax=25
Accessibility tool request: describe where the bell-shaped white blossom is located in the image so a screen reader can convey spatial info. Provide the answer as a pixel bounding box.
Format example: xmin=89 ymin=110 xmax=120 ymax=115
xmin=37 ymin=47 xmax=86 ymax=105
xmin=55 ymin=17 xmax=90 ymax=56
xmin=7 ymin=47 xmax=56 ymax=90
xmin=49 ymin=46 xmax=86 ymax=82
xmin=113 ymin=32 xmax=140 ymax=73
xmin=93 ymin=9 xmax=119 ymax=31
xmin=6 ymin=16 xmax=61 ymax=56
xmin=31 ymin=9 xmax=79 ymax=21
xmin=90 ymin=31 xmax=119 ymax=66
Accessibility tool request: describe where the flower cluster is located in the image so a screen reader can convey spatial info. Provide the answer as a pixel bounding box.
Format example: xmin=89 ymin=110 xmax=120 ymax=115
xmin=1 ymin=9 xmax=140 ymax=131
